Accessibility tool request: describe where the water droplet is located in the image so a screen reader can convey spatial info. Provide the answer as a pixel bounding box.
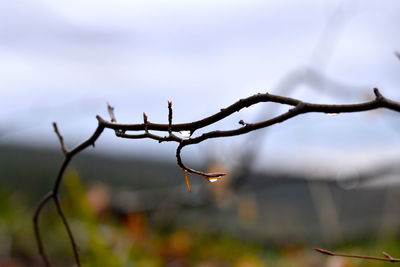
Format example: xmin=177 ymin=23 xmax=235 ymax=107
xmin=179 ymin=130 xmax=191 ymax=138
xmin=207 ymin=177 xmax=220 ymax=183
xmin=326 ymin=113 xmax=339 ymax=116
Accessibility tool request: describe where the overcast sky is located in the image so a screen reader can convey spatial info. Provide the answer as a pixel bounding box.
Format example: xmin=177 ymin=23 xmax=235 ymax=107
xmin=1 ymin=0 xmax=399 ymax=174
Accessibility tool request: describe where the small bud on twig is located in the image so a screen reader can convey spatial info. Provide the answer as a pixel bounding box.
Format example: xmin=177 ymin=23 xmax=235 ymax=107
xmin=107 ymin=103 xmax=117 ymax=123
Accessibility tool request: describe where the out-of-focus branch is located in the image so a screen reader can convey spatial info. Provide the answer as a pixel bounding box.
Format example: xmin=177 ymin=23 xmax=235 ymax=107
xmin=314 ymin=248 xmax=400 ymax=263
xmin=34 ymin=122 xmax=105 ymax=267
xmin=35 ymin=88 xmax=400 ymax=266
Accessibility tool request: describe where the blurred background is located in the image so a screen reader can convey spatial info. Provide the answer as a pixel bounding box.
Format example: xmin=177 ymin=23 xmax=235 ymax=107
xmin=1 ymin=0 xmax=400 ymax=266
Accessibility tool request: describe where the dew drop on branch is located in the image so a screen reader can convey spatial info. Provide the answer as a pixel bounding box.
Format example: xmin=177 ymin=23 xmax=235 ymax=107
xmin=179 ymin=131 xmax=191 ymax=138
xmin=207 ymin=177 xmax=220 ymax=183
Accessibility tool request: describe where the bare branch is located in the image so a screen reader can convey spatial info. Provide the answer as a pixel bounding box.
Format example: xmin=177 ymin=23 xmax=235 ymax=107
xmin=34 ymin=121 xmax=105 ymax=266
xmin=314 ymin=248 xmax=400 ymax=263
xmin=53 ymin=196 xmax=81 ymax=266
xmin=35 ymin=88 xmax=400 ymax=266
xmin=97 ymin=90 xmax=400 ymax=134
xmin=33 ymin=192 xmax=53 ymax=267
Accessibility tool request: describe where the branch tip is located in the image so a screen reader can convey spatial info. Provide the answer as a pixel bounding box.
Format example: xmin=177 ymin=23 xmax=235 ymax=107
xmin=382 ymin=252 xmax=395 ymax=261
xmin=107 ymin=103 xmax=117 ymax=123
xmin=52 ymin=122 xmax=68 ymax=154
xmin=143 ymin=112 xmax=149 ymax=132
xmin=96 ymin=115 xmax=105 ymax=123
xmin=373 ymin=88 xmax=383 ymax=99
xmin=168 ymin=101 xmax=173 ymax=133
xmin=314 ymin=248 xmax=334 ymax=256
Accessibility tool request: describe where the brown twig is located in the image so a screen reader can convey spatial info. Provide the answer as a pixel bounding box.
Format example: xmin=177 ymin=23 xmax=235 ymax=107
xmin=314 ymin=248 xmax=400 ymax=263
xmin=35 ymin=88 xmax=400 ymax=266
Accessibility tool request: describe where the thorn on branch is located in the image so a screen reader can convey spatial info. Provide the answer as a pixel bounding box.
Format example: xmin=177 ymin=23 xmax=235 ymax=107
xmin=52 ymin=122 xmax=68 ymax=154
xmin=107 ymin=103 xmax=117 ymax=123
xmin=373 ymin=88 xmax=383 ymax=99
xmin=143 ymin=112 xmax=148 ymax=133
xmin=168 ymin=101 xmax=173 ymax=134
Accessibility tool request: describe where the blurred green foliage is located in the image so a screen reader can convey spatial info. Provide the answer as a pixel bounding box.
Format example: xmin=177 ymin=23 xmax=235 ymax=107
xmin=1 ymin=170 xmax=400 ymax=266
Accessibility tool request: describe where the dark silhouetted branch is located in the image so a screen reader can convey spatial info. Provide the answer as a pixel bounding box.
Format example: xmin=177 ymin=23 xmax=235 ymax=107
xmin=35 ymin=88 xmax=400 ymax=266
xmin=52 ymin=123 xmax=68 ymax=155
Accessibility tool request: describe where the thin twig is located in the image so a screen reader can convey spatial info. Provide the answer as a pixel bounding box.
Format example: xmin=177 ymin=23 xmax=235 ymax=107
xmin=314 ymin=248 xmax=400 ymax=263
xmin=34 ymin=122 xmax=104 ymax=266
xmin=52 ymin=122 xmax=68 ymax=154
xmin=176 ymin=143 xmax=226 ymax=178
xmin=143 ymin=112 xmax=148 ymax=133
xmin=33 ymin=192 xmax=53 ymax=267
xmin=168 ymin=101 xmax=173 ymax=134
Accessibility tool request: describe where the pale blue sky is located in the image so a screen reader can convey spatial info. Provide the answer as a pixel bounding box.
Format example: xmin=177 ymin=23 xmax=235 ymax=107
xmin=0 ymin=0 xmax=399 ymax=174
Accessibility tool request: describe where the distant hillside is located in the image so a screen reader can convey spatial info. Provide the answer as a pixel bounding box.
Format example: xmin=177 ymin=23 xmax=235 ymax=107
xmin=2 ymin=144 xmax=400 ymax=245
xmin=0 ymin=144 xmax=184 ymax=201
